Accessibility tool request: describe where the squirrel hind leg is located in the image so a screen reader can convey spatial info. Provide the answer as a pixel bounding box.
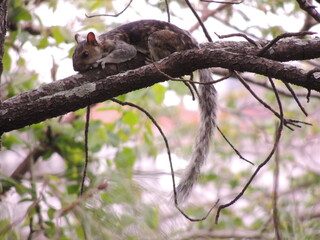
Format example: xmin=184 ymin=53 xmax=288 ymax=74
xmin=148 ymin=30 xmax=194 ymax=61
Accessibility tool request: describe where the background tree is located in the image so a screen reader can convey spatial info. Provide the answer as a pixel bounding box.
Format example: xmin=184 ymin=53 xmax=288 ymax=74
xmin=1 ymin=0 xmax=320 ymax=239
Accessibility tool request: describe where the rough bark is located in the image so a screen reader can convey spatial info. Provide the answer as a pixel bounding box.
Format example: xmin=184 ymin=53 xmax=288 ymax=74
xmin=0 ymin=0 xmax=9 ymax=88
xmin=1 ymin=38 xmax=320 ymax=134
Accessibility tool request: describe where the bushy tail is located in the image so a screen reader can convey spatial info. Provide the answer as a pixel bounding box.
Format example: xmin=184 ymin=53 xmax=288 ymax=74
xmin=176 ymin=68 xmax=217 ymax=203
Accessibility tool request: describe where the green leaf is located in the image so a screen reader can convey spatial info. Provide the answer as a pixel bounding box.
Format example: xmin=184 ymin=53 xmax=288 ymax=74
xmin=11 ymin=7 xmax=32 ymax=21
xmin=3 ymin=48 xmax=11 ymax=71
xmin=123 ymin=111 xmax=139 ymax=128
xmin=37 ymin=37 xmax=49 ymax=49
xmin=151 ymin=84 xmax=166 ymax=104
xmin=52 ymin=26 xmax=65 ymax=44
xmin=145 ymin=208 xmax=159 ymax=230
xmin=1 ymin=133 xmax=22 ymax=149
xmin=67 ymin=184 xmax=80 ymax=195
xmin=115 ymin=147 xmax=135 ymax=176
xmin=47 ymin=208 xmax=56 ymax=220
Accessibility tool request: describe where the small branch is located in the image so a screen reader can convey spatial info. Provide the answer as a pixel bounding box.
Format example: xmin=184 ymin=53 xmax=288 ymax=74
xmin=57 ymin=181 xmax=108 ymax=217
xmin=0 ymin=180 xmax=48 ymax=235
xmin=272 ymin=132 xmax=282 ymax=240
xmin=296 ymin=0 xmax=320 ymax=23
xmin=282 ymin=81 xmax=308 ymax=117
xmin=111 ymin=98 xmax=219 ymax=221
xmin=235 ymin=71 xmax=308 ymax=130
xmin=215 ymin=75 xmax=284 ymax=224
xmin=215 ymin=32 xmax=258 ymax=47
xmin=85 ymin=0 xmax=133 ymax=18
xmin=189 ymin=4 xmax=231 ymax=33
xmin=257 ymin=31 xmax=316 ymax=57
xmin=165 ymin=0 xmax=170 ymax=22
xmin=185 ymin=0 xmax=213 ymax=42
xmin=80 ymin=105 xmax=91 ymax=196
xmin=200 ymin=0 xmax=244 ymax=3
xmin=217 ymin=126 xmax=254 ymax=165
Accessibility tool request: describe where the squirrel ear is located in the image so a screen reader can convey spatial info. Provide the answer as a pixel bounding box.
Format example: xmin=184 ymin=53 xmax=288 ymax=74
xmin=74 ymin=33 xmax=84 ymax=44
xmin=87 ymin=32 xmax=98 ymax=45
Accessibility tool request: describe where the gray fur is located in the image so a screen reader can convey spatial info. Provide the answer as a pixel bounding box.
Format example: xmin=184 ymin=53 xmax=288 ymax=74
xmin=176 ymin=68 xmax=217 ymax=203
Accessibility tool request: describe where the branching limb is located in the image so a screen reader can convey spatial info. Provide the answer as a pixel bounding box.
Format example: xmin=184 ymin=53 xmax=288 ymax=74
xmin=85 ymin=0 xmax=133 ymax=18
xmin=0 ymin=180 xmax=48 ymax=235
xmin=234 ymin=72 xmax=310 ymax=130
xmin=296 ymin=0 xmax=320 ymax=23
xmin=257 ymin=31 xmax=316 ymax=57
xmin=215 ymin=76 xmax=284 ymax=223
xmin=111 ymin=98 xmax=219 ymax=221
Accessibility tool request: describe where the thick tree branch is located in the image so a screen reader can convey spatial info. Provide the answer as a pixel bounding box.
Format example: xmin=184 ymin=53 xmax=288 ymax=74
xmin=1 ymin=38 xmax=320 ymax=134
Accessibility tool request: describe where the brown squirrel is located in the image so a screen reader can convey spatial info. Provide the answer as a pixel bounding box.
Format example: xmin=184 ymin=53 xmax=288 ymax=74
xmin=72 ymin=20 xmax=217 ymax=202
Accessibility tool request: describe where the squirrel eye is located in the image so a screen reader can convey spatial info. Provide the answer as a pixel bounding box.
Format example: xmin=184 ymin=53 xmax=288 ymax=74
xmin=82 ymin=51 xmax=89 ymax=58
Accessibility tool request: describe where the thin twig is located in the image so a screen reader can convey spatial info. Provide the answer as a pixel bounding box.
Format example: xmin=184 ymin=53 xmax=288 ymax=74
xmin=80 ymin=105 xmax=91 ymax=196
xmin=0 ymin=180 xmax=47 ymax=235
xmin=57 ymin=181 xmax=108 ymax=217
xmin=282 ymin=81 xmax=308 ymax=117
xmin=227 ymin=73 xmax=320 ymax=100
xmin=201 ymin=0 xmax=244 ymax=3
xmin=110 ymin=99 xmax=178 ymax=198
xmin=185 ymin=0 xmax=213 ymax=42
xmin=217 ymin=126 xmax=254 ymax=165
xmin=165 ymin=0 xmax=170 ymax=22
xmin=85 ymin=0 xmax=133 ymax=18
xmin=296 ymin=0 xmax=320 ymax=23
xmin=111 ymin=98 xmax=219 ymax=221
xmin=215 ymin=75 xmax=284 ymax=223
xmin=152 ymin=61 xmax=230 ymax=85
xmin=215 ymin=32 xmax=258 ymax=47
xmin=257 ymin=31 xmax=316 ymax=57
xmin=272 ymin=130 xmax=282 ymax=240
xmin=235 ymin=71 xmax=310 ymax=130
xmin=189 ymin=4 xmax=231 ymax=33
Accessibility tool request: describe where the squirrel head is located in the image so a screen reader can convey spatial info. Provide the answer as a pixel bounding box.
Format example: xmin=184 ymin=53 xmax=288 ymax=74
xmin=72 ymin=32 xmax=105 ymax=72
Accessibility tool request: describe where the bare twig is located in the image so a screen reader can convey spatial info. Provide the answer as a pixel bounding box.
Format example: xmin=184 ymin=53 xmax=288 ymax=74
xmin=224 ymin=72 xmax=320 ymax=100
xmin=189 ymin=4 xmax=231 ymax=33
xmin=185 ymin=0 xmax=213 ymax=42
xmin=272 ymin=131 xmax=282 ymax=240
xmin=282 ymin=81 xmax=308 ymax=116
xmin=215 ymin=75 xmax=284 ymax=223
xmin=165 ymin=0 xmax=170 ymax=22
xmin=235 ymin=71 xmax=310 ymax=130
xmin=0 ymin=180 xmax=48 ymax=235
xmin=296 ymin=0 xmax=320 ymax=23
xmin=201 ymin=0 xmax=244 ymax=3
xmin=111 ymin=98 xmax=219 ymax=221
xmin=257 ymin=31 xmax=317 ymax=57
xmin=215 ymin=32 xmax=258 ymax=47
xmin=85 ymin=0 xmax=133 ymax=18
xmin=152 ymin=61 xmax=231 ymax=85
xmin=57 ymin=181 xmax=108 ymax=217
xmin=109 ymin=99 xmax=177 ymax=198
xmin=217 ymin=126 xmax=254 ymax=165
xmin=80 ymin=105 xmax=91 ymax=196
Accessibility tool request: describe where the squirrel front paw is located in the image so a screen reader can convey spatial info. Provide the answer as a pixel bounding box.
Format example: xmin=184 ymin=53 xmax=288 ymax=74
xmin=96 ymin=58 xmax=107 ymax=69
